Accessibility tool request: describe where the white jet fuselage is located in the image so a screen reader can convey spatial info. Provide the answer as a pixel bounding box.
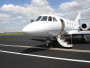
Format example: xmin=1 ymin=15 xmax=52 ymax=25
xmin=22 ymin=13 xmax=89 ymax=48
xmin=22 ymin=22 xmax=61 ymax=38
xmin=22 ymin=14 xmax=78 ymax=38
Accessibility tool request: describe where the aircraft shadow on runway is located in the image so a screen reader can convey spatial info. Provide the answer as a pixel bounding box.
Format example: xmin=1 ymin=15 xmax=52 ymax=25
xmin=32 ymin=37 xmax=90 ymax=45
xmin=21 ymin=45 xmax=48 ymax=54
xmin=66 ymin=38 xmax=90 ymax=44
xmin=31 ymin=38 xmax=46 ymax=42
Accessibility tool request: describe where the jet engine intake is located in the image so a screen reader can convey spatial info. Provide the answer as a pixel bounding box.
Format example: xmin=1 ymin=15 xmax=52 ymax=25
xmin=80 ymin=23 xmax=90 ymax=30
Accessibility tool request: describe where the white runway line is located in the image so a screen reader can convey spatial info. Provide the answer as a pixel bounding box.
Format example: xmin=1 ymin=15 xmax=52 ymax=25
xmin=0 ymin=44 xmax=90 ymax=53
xmin=0 ymin=50 xmax=90 ymax=63
xmin=50 ymin=48 xmax=90 ymax=53
xmin=0 ymin=44 xmax=47 ymax=49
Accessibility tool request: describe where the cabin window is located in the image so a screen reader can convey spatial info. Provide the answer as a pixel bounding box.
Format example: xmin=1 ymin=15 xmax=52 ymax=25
xmin=41 ymin=16 xmax=47 ymax=21
xmin=48 ymin=16 xmax=52 ymax=21
xmin=36 ymin=16 xmax=42 ymax=21
xmin=53 ymin=17 xmax=57 ymax=21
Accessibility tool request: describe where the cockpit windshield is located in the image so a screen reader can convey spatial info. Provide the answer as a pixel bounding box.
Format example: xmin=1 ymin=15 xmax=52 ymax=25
xmin=53 ymin=17 xmax=57 ymax=21
xmin=36 ymin=15 xmax=57 ymax=22
xmin=41 ymin=16 xmax=47 ymax=21
xmin=36 ymin=16 xmax=42 ymax=21
xmin=48 ymin=16 xmax=52 ymax=21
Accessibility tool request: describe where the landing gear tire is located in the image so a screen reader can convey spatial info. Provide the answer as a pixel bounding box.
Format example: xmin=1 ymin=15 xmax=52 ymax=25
xmin=45 ymin=40 xmax=52 ymax=48
xmin=81 ymin=37 xmax=85 ymax=43
xmin=46 ymin=43 xmax=52 ymax=48
xmin=46 ymin=40 xmax=59 ymax=48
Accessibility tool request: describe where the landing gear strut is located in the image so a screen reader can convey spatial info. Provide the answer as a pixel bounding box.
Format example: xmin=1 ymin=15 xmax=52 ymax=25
xmin=81 ymin=35 xmax=86 ymax=43
xmin=45 ymin=39 xmax=52 ymax=48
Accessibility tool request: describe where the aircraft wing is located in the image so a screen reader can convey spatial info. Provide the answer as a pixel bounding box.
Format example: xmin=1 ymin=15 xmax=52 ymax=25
xmin=68 ymin=29 xmax=90 ymax=35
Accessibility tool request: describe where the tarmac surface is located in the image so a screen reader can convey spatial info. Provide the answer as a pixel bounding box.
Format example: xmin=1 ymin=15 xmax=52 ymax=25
xmin=0 ymin=35 xmax=90 ymax=68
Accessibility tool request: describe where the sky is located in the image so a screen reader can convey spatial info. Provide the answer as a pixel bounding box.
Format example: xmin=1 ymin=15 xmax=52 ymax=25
xmin=0 ymin=0 xmax=90 ymax=32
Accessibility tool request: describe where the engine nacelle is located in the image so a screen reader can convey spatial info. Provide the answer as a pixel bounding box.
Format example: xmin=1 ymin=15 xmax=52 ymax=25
xmin=80 ymin=23 xmax=90 ymax=30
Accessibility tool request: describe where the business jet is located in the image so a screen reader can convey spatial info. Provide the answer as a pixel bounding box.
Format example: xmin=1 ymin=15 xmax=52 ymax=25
xmin=22 ymin=12 xmax=90 ymax=48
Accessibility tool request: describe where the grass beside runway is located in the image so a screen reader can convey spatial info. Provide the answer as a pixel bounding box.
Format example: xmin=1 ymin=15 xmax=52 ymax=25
xmin=0 ymin=32 xmax=23 ymax=35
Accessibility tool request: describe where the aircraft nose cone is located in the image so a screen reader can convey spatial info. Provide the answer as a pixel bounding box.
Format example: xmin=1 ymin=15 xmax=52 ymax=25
xmin=22 ymin=27 xmax=27 ymax=32
xmin=22 ymin=22 xmax=43 ymax=36
xmin=22 ymin=26 xmax=28 ymax=33
xmin=22 ymin=24 xmax=34 ymax=35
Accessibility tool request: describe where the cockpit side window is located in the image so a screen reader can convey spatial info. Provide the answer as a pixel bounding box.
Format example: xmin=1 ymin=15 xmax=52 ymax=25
xmin=48 ymin=16 xmax=52 ymax=21
xmin=53 ymin=17 xmax=57 ymax=21
xmin=41 ymin=16 xmax=47 ymax=21
xmin=36 ymin=16 xmax=42 ymax=21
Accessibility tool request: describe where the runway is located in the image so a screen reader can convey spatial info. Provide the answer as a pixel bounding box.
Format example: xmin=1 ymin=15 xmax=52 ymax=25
xmin=0 ymin=35 xmax=90 ymax=68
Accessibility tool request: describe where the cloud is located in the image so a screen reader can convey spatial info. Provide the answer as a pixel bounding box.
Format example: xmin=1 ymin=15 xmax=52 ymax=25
xmin=59 ymin=0 xmax=90 ymax=19
xmin=17 ymin=16 xmax=22 ymax=19
xmin=0 ymin=13 xmax=12 ymax=24
xmin=0 ymin=4 xmax=26 ymax=15
xmin=59 ymin=0 xmax=90 ymax=11
xmin=31 ymin=0 xmax=49 ymax=6
xmin=82 ymin=8 xmax=90 ymax=18
xmin=0 ymin=0 xmax=63 ymax=19
xmin=0 ymin=13 xmax=10 ymax=18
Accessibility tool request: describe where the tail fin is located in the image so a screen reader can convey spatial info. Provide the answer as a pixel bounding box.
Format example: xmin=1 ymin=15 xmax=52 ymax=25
xmin=74 ymin=12 xmax=81 ymax=25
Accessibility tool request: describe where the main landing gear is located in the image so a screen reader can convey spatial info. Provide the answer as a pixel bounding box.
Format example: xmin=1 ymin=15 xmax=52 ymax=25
xmin=81 ymin=35 xmax=86 ymax=43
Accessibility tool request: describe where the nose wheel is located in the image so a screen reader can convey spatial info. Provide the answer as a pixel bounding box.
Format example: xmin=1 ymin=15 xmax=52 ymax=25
xmin=45 ymin=39 xmax=56 ymax=48
xmin=45 ymin=40 xmax=52 ymax=48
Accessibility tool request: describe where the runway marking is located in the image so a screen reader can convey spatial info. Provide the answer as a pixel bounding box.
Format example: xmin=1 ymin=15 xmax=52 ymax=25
xmin=0 ymin=50 xmax=90 ymax=63
xmin=0 ymin=44 xmax=90 ymax=53
xmin=0 ymin=44 xmax=47 ymax=49
xmin=50 ymin=48 xmax=90 ymax=53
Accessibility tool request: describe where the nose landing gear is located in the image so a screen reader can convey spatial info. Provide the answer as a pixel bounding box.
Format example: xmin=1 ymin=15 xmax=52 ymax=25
xmin=45 ymin=39 xmax=58 ymax=48
xmin=46 ymin=40 xmax=51 ymax=47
